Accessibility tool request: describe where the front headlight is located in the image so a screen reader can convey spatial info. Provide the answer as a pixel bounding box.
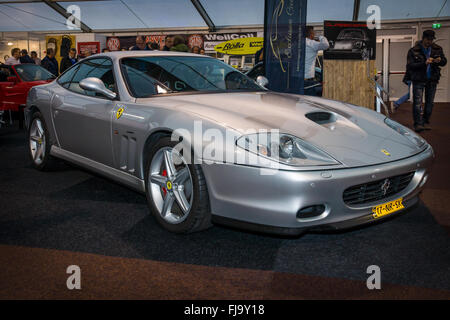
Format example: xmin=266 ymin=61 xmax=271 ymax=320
xmin=236 ymin=133 xmax=340 ymax=167
xmin=385 ymin=118 xmax=426 ymax=149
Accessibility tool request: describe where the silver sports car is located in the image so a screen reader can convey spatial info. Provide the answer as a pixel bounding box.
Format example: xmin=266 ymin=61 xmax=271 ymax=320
xmin=25 ymin=51 xmax=434 ymax=235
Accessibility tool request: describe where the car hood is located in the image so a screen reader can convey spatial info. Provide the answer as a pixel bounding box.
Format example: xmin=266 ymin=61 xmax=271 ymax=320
xmin=145 ymin=91 xmax=426 ymax=168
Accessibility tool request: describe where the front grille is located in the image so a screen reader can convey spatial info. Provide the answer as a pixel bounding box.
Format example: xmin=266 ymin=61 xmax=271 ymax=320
xmin=343 ymin=172 xmax=415 ymax=205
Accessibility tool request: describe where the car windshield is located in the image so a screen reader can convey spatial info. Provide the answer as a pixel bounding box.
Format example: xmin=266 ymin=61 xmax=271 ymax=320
xmin=339 ymin=30 xmax=364 ymax=40
xmin=121 ymin=56 xmax=263 ymax=98
xmin=14 ymin=64 xmax=55 ymax=81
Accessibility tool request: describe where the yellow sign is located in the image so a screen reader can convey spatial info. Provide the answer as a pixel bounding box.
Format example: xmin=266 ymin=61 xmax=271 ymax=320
xmin=214 ymin=37 xmax=264 ymax=55
xmin=116 ymin=107 xmax=124 ymax=119
xmin=45 ymin=35 xmax=76 ymax=65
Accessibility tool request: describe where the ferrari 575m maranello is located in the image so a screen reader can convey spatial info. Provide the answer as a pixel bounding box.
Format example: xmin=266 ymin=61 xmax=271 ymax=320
xmin=25 ymin=51 xmax=433 ymax=235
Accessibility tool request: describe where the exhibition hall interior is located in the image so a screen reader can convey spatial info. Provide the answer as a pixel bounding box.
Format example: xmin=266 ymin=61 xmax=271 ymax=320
xmin=0 ymin=0 xmax=449 ymax=302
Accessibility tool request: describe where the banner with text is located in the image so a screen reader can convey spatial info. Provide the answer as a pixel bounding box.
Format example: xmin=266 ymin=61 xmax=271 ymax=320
xmin=264 ymin=0 xmax=307 ymax=94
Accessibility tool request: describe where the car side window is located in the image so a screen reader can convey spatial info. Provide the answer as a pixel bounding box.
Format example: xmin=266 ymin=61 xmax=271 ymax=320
xmin=57 ymin=65 xmax=79 ymax=88
xmin=67 ymin=58 xmax=116 ymax=98
xmin=247 ymin=64 xmax=264 ymax=80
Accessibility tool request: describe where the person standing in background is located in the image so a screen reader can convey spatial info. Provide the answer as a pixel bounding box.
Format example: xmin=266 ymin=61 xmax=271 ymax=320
xmin=60 ymin=48 xmax=78 ymax=74
xmin=131 ymin=36 xmax=150 ymax=50
xmin=41 ymin=48 xmax=59 ymax=76
xmin=30 ymin=51 xmax=41 ymax=65
xmin=5 ymin=48 xmax=21 ymax=65
xmin=163 ymin=35 xmax=174 ymax=51
xmin=170 ymin=35 xmax=189 ymax=52
xmin=191 ymin=46 xmax=200 ymax=54
xmin=19 ymin=49 xmax=35 ymax=64
xmin=304 ymin=26 xmax=329 ymax=96
xmin=407 ymin=30 xmax=447 ymax=132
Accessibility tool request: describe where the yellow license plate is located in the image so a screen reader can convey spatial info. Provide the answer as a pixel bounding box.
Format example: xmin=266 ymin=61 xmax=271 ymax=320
xmin=372 ymin=198 xmax=404 ymax=219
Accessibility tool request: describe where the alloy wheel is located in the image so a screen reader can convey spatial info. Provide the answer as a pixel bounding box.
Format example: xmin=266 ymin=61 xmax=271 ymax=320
xmin=148 ymin=147 xmax=194 ymax=224
xmin=29 ymin=118 xmax=46 ymax=165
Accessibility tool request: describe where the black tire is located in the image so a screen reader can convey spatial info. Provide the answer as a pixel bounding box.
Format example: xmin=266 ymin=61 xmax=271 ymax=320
xmin=28 ymin=111 xmax=57 ymax=171
xmin=144 ymin=137 xmax=212 ymax=234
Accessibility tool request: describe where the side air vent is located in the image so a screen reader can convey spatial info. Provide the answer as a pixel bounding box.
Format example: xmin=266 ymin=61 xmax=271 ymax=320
xmin=119 ymin=135 xmax=137 ymax=174
xmin=305 ymin=112 xmax=336 ymax=125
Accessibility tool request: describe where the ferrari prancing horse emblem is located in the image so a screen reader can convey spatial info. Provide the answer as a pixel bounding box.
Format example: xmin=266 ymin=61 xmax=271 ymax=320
xmin=116 ymin=105 xmax=125 ymax=119
xmin=381 ymin=149 xmax=391 ymax=157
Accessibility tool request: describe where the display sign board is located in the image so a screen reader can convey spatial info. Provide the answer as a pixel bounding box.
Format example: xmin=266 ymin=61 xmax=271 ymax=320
xmin=203 ymin=32 xmax=257 ymax=53
xmin=45 ymin=35 xmax=76 ymax=64
xmin=107 ymin=33 xmax=257 ymax=53
xmin=214 ymin=37 xmax=264 ymax=55
xmin=264 ymin=0 xmax=307 ymax=94
xmin=324 ymin=21 xmax=376 ymax=60
xmin=187 ymin=35 xmax=204 ymax=50
xmin=106 ymin=37 xmax=121 ymax=51
xmin=77 ymin=42 xmax=100 ymax=58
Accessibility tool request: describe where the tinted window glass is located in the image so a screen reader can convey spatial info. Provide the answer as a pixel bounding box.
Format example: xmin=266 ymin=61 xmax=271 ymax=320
xmin=57 ymin=64 xmax=79 ymax=88
xmin=121 ymin=56 xmax=262 ymax=98
xmin=15 ymin=64 xmax=55 ymax=81
xmin=246 ymin=63 xmax=264 ymax=80
xmin=68 ymin=58 xmax=115 ymax=97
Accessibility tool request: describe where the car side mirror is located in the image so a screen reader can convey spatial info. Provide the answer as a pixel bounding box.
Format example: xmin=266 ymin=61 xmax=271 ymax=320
xmin=7 ymin=76 xmax=19 ymax=84
xmin=256 ymin=75 xmax=269 ymax=88
xmin=79 ymin=77 xmax=117 ymax=100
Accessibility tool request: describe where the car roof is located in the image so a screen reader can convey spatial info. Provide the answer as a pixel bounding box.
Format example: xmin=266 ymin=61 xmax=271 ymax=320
xmin=90 ymin=50 xmax=213 ymax=62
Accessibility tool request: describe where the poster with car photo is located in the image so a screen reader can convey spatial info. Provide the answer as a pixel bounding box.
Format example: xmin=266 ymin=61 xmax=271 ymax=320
xmin=323 ymin=21 xmax=376 ymax=60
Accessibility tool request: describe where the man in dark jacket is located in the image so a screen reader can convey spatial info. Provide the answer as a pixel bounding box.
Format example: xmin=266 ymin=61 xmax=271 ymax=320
xmin=19 ymin=49 xmax=35 ymax=64
xmin=60 ymin=48 xmax=77 ymax=74
xmin=407 ymin=30 xmax=447 ymax=132
xmin=41 ymin=48 xmax=59 ymax=76
xmin=131 ymin=36 xmax=150 ymax=51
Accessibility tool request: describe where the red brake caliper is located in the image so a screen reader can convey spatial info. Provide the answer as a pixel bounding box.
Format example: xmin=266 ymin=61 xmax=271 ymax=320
xmin=162 ymin=169 xmax=168 ymax=196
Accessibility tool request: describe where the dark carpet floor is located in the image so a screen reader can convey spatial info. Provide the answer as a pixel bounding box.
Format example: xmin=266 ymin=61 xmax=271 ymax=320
xmin=0 ymin=104 xmax=449 ymax=297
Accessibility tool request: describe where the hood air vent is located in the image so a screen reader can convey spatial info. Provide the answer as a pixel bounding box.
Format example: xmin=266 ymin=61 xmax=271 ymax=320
xmin=305 ymin=112 xmax=336 ymax=125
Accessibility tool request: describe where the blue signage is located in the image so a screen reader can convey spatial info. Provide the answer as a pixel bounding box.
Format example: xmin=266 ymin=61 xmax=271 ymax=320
xmin=264 ymin=0 xmax=307 ymax=94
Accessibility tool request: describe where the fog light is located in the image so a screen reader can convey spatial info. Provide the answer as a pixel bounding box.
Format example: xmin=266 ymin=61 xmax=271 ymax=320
xmin=297 ymin=205 xmax=326 ymax=220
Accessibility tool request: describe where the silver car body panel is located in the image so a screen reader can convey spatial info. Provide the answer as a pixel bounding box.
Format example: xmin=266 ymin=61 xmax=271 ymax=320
xmin=202 ymin=146 xmax=433 ymax=228
xmin=50 ymin=145 xmax=146 ymax=192
xmin=25 ymin=51 xmax=434 ymax=233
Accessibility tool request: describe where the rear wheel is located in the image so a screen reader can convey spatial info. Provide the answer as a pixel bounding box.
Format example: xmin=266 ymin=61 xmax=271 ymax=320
xmin=28 ymin=112 xmax=56 ymax=171
xmin=145 ymin=137 xmax=212 ymax=233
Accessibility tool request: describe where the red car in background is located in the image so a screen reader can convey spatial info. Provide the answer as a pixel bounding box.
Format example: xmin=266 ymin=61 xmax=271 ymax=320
xmin=0 ymin=64 xmax=55 ymax=127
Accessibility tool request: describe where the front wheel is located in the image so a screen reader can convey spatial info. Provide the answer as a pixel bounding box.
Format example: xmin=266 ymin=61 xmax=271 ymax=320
xmin=28 ymin=112 xmax=57 ymax=171
xmin=145 ymin=137 xmax=212 ymax=234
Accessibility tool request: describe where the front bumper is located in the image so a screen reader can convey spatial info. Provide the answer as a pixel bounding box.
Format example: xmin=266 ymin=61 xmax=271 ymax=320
xmin=202 ymin=146 xmax=434 ymax=235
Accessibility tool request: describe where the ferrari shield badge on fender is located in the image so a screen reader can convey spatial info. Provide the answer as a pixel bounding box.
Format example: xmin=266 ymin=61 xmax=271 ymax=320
xmin=381 ymin=149 xmax=391 ymax=156
xmin=116 ymin=105 xmax=125 ymax=119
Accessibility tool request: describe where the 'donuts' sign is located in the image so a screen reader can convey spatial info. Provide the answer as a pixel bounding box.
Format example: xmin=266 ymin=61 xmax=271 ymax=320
xmin=107 ymin=37 xmax=121 ymax=51
xmin=188 ymin=35 xmax=204 ymax=49
xmin=214 ymin=37 xmax=263 ymax=55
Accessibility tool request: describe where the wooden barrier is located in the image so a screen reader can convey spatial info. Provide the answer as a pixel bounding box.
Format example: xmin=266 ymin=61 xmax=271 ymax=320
xmin=323 ymin=59 xmax=376 ymax=110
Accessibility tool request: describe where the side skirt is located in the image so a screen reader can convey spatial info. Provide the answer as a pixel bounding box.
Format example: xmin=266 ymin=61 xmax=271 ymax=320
xmin=50 ymin=146 xmax=146 ymax=193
